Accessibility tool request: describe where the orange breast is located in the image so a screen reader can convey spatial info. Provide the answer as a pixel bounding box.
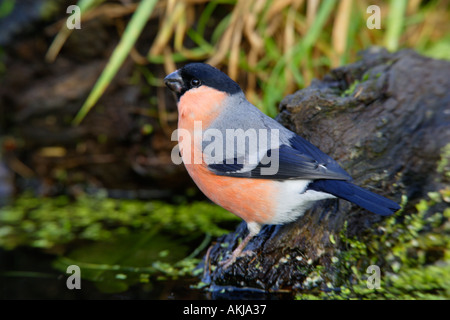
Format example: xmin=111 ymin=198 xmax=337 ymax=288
xmin=177 ymin=86 xmax=276 ymax=224
xmin=178 ymin=86 xmax=226 ymax=131
xmin=185 ymin=162 xmax=276 ymax=224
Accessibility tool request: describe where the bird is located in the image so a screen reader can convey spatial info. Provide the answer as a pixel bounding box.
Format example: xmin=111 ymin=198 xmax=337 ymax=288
xmin=164 ymin=63 xmax=400 ymax=268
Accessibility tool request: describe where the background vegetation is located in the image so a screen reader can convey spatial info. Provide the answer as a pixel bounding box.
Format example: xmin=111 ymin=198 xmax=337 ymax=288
xmin=66 ymin=0 xmax=450 ymax=120
xmin=0 ymin=0 xmax=449 ymax=299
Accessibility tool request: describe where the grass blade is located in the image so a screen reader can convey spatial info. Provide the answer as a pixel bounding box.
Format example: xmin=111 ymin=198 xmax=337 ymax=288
xmin=262 ymin=0 xmax=336 ymax=117
xmin=385 ymin=0 xmax=408 ymax=51
xmin=332 ymin=0 xmax=352 ymax=67
xmin=72 ymin=0 xmax=158 ymax=125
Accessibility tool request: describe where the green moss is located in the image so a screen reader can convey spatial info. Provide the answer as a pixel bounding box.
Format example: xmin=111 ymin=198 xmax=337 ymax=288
xmin=296 ymin=190 xmax=450 ymax=300
xmin=437 ymin=143 xmax=450 ymax=180
xmin=0 ymin=0 xmax=15 ymax=19
xmin=340 ymin=80 xmax=361 ymax=97
xmin=0 ymin=192 xmax=239 ymax=250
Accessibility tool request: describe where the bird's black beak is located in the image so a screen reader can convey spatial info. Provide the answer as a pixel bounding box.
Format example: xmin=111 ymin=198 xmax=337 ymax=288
xmin=164 ymin=70 xmax=183 ymax=93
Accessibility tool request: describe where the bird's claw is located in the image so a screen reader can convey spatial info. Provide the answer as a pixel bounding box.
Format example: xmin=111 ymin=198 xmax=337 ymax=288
xmin=219 ymin=250 xmax=255 ymax=269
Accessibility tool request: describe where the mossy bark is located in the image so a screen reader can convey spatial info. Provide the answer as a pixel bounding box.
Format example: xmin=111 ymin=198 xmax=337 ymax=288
xmin=201 ymin=48 xmax=450 ymax=297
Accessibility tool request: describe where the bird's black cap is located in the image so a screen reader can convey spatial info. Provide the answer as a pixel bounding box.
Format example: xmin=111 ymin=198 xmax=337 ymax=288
xmin=164 ymin=63 xmax=242 ymax=99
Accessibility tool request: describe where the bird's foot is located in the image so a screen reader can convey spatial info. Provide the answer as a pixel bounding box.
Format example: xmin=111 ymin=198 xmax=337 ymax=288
xmin=218 ymin=222 xmax=260 ymax=269
xmin=219 ymin=250 xmax=255 ymax=269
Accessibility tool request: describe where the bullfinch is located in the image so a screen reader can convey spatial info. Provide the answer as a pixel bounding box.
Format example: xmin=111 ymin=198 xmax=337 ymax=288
xmin=164 ymin=63 xmax=400 ymax=268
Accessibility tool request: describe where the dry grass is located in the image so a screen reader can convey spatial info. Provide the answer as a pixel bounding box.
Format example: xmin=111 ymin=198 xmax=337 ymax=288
xmin=47 ymin=0 xmax=449 ymax=121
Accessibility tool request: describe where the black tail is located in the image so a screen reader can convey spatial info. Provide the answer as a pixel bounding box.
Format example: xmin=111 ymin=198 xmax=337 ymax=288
xmin=308 ymin=180 xmax=400 ymax=216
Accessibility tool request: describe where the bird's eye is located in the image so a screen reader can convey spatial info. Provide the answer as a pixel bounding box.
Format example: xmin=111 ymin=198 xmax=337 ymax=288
xmin=190 ymin=78 xmax=201 ymax=87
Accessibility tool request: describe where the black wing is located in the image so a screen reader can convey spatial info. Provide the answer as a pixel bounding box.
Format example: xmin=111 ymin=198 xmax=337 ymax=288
xmin=207 ymin=135 xmax=352 ymax=181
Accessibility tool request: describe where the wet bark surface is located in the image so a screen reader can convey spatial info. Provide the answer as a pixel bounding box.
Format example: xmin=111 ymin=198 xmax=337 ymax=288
xmin=202 ymin=48 xmax=450 ymax=295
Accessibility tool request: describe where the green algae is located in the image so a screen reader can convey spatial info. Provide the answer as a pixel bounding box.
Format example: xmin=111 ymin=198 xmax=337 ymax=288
xmin=0 ymin=192 xmax=239 ymax=250
xmin=296 ymin=189 xmax=450 ymax=300
xmin=0 ymin=192 xmax=239 ymax=293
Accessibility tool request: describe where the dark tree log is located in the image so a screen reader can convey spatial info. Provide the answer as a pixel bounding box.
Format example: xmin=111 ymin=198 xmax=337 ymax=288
xmin=201 ymin=48 xmax=450 ymax=296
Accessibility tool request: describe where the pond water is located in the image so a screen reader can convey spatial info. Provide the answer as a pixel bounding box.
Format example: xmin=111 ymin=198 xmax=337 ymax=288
xmin=0 ymin=193 xmax=291 ymax=299
xmin=0 ymin=247 xmax=294 ymax=300
xmin=0 ymin=247 xmax=207 ymax=299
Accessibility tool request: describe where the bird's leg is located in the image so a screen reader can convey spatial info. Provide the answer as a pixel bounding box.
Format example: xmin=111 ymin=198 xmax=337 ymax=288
xmin=219 ymin=222 xmax=261 ymax=269
xmin=219 ymin=232 xmax=255 ymax=269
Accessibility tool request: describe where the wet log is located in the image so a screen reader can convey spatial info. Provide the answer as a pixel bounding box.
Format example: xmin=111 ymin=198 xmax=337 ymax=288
xmin=201 ymin=48 xmax=450 ymax=295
